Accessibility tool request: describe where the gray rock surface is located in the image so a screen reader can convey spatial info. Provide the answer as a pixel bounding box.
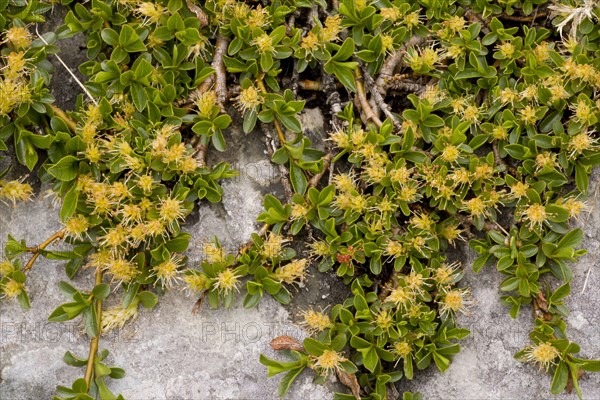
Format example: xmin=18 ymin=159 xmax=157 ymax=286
xmin=0 ymin=123 xmax=335 ymax=399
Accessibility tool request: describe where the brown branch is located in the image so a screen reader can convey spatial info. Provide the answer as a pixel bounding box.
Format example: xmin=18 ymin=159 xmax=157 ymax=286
xmin=492 ymin=141 xmax=517 ymax=175
xmin=84 ymin=268 xmax=104 ymax=388
xmin=190 ymin=135 xmax=208 ymax=168
xmin=186 ymin=1 xmax=208 ymax=26
xmin=197 ymin=35 xmax=229 ymax=109
xmin=239 ymin=223 xmax=270 ymax=254
xmin=296 ymin=79 xmax=326 ymax=91
xmin=354 ymin=69 xmax=382 ymax=128
xmin=24 ymin=230 xmax=66 ymax=272
xmin=386 ymin=75 xmax=426 ymax=93
xmin=191 ymin=290 xmax=207 ymax=314
xmin=213 ymin=35 xmax=229 ymax=107
xmin=454 ymin=213 xmax=510 ymax=236
xmin=374 ymin=36 xmax=426 ymax=95
xmin=464 ymin=8 xmax=491 ymax=34
xmin=359 ymin=64 xmax=401 ymax=129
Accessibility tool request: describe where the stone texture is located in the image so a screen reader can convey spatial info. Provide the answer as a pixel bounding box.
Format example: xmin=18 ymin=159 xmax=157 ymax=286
xmin=0 ymin=123 xmax=335 ymax=399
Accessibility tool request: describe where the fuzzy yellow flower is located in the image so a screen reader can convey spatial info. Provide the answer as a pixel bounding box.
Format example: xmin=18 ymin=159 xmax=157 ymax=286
xmin=301 ymin=308 xmax=333 ymax=334
xmin=523 ymin=342 xmax=560 ymax=371
xmin=274 ymin=259 xmax=308 ymax=285
xmin=0 ymin=179 xmax=33 ymax=206
xmin=214 ymin=268 xmax=240 ymax=294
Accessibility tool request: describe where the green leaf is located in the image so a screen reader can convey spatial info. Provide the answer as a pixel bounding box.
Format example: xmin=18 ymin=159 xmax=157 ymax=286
xmin=92 ymin=284 xmax=110 ymax=301
xmin=64 ymin=351 xmax=88 ymax=367
xmin=363 ymin=347 xmax=379 ymax=372
xmin=243 ymin=110 xmax=258 ymax=134
xmin=48 ymin=155 xmax=79 ymax=182
xmin=550 ymin=361 xmax=568 ymax=394
xmin=130 ymin=83 xmax=148 ymax=112
xmin=278 ymin=114 xmax=302 ymax=133
xmin=332 ymin=65 xmax=356 ymax=92
xmin=213 ymin=114 xmax=232 ymax=130
xmin=17 ymin=289 xmax=30 ymax=309
xmin=119 ymin=25 xmax=147 ymax=53
xmin=472 ymin=254 xmax=490 ymax=273
xmin=15 ymin=136 xmax=38 ymax=171
xmin=278 ymin=367 xmax=305 ymax=398
xmin=558 ymin=229 xmax=583 ymax=249
xmin=333 ymin=38 xmax=355 ymax=61
xmin=211 ymin=129 xmax=227 ymax=152
xmin=289 ymin=163 xmax=307 ymax=195
xmin=96 ymin=378 xmax=118 ymax=400
xmin=60 ymin=187 xmax=79 ymax=221
xmin=101 ymin=28 xmax=119 ymax=46
xmin=550 ymin=283 xmax=570 ymax=303
xmin=165 ymin=233 xmax=191 ymax=252
xmin=303 ymin=338 xmax=327 ymax=356
xmin=137 ymin=291 xmax=158 ymax=309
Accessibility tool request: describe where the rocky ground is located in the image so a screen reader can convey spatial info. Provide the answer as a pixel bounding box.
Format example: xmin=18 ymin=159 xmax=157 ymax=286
xmin=1 ymin=6 xmax=599 ymax=400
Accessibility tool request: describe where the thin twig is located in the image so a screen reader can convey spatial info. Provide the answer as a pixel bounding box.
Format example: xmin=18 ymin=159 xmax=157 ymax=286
xmin=354 ymin=69 xmax=382 ymax=128
xmin=196 ymin=35 xmax=229 ymax=109
xmin=464 ymin=8 xmax=491 ymax=34
xmin=24 ymin=230 xmax=66 ymax=272
xmin=375 ymin=36 xmax=426 ymax=95
xmin=386 ymin=76 xmax=426 ymax=93
xmin=186 ymin=1 xmax=209 ymax=26
xmin=35 ymin=25 xmax=98 ymax=106
xmin=190 ymin=135 xmax=208 ymax=167
xmin=213 ymin=35 xmax=229 ymax=108
xmin=239 ymin=223 xmax=270 ymax=254
xmin=359 ymin=64 xmax=401 ymax=128
xmin=84 ymin=268 xmax=104 ymax=388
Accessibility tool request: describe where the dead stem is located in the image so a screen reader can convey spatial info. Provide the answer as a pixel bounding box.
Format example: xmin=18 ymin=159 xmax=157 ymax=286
xmin=454 ymin=213 xmax=510 ymax=237
xmin=190 ymin=135 xmax=208 ymax=168
xmin=186 ymin=1 xmax=208 ymax=26
xmin=359 ymin=64 xmax=401 ymax=128
xmin=197 ymin=35 xmax=229 ymax=109
xmin=24 ymin=229 xmax=66 ymax=272
xmin=239 ymin=223 xmax=270 ymax=254
xmin=374 ymin=36 xmax=426 ymax=95
xmin=465 ymin=8 xmax=491 ymax=34
xmin=354 ymin=69 xmax=382 ymax=128
xmin=213 ymin=35 xmax=229 ymax=107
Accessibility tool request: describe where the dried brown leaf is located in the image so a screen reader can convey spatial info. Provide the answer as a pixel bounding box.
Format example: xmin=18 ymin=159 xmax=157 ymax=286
xmin=270 ymin=336 xmax=304 ymax=352
xmin=186 ymin=1 xmax=208 ymax=26
xmin=336 ymin=369 xmax=361 ymax=400
xmin=191 ymin=291 xmax=206 ymax=315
